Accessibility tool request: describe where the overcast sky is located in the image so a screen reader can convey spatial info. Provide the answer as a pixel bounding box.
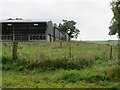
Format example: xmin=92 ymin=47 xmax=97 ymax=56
xmin=0 ymin=0 xmax=118 ymax=40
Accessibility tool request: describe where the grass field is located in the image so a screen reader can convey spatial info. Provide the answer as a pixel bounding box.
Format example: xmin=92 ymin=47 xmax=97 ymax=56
xmin=85 ymin=40 xmax=118 ymax=45
xmin=1 ymin=41 xmax=120 ymax=88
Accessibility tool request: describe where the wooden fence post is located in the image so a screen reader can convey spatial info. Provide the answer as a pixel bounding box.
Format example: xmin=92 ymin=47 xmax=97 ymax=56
xmin=118 ymin=39 xmax=120 ymax=65
xmin=110 ymin=45 xmax=112 ymax=60
xmin=12 ymin=41 xmax=18 ymax=60
xmin=69 ymin=42 xmax=72 ymax=59
xmin=60 ymin=41 xmax=63 ymax=48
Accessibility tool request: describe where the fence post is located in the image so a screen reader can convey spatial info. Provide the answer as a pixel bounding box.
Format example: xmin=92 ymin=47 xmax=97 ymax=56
xmin=118 ymin=39 xmax=120 ymax=65
xmin=69 ymin=42 xmax=72 ymax=59
xmin=60 ymin=41 xmax=63 ymax=48
xmin=12 ymin=41 xmax=18 ymax=60
xmin=110 ymin=45 xmax=112 ymax=60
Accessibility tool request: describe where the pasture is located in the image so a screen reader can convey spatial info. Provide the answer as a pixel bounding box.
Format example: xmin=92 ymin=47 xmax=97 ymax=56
xmin=1 ymin=41 xmax=120 ymax=88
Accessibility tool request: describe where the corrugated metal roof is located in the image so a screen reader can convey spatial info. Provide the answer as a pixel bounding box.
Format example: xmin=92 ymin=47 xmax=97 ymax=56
xmin=0 ymin=19 xmax=48 ymax=23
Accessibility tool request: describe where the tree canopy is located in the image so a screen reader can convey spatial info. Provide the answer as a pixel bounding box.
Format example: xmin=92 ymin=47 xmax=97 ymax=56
xmin=110 ymin=0 xmax=120 ymax=65
xmin=109 ymin=0 xmax=120 ymax=38
xmin=58 ymin=20 xmax=80 ymax=41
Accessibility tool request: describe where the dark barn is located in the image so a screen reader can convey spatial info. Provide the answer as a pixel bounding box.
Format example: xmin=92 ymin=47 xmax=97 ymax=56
xmin=0 ymin=19 xmax=67 ymax=42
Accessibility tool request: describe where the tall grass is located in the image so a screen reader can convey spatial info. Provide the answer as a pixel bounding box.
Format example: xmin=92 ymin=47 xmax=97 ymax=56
xmin=2 ymin=41 xmax=118 ymax=71
xmin=2 ymin=41 xmax=120 ymax=88
xmin=2 ymin=56 xmax=95 ymax=71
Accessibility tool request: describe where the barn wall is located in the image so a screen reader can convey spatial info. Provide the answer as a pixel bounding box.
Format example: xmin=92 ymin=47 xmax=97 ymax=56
xmin=46 ymin=34 xmax=50 ymax=42
xmin=54 ymin=28 xmax=65 ymax=40
xmin=2 ymin=22 xmax=46 ymax=35
xmin=46 ymin=21 xmax=54 ymax=36
xmin=46 ymin=21 xmax=54 ymax=42
xmin=1 ymin=20 xmax=68 ymax=42
xmin=1 ymin=22 xmax=47 ymax=42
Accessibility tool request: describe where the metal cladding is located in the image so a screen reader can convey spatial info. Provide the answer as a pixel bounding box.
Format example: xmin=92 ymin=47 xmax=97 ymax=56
xmin=0 ymin=19 xmax=68 ymax=42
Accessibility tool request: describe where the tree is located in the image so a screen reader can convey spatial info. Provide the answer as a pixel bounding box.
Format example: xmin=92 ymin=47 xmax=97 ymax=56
xmin=109 ymin=0 xmax=120 ymax=64
xmin=109 ymin=0 xmax=120 ymax=38
xmin=58 ymin=20 xmax=80 ymax=41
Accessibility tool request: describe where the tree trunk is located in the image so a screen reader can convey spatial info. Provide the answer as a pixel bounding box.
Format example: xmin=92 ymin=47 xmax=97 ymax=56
xmin=68 ymin=35 xmax=71 ymax=41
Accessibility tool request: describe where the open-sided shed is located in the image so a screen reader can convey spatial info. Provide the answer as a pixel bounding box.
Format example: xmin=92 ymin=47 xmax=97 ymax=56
xmin=0 ymin=19 xmax=66 ymax=42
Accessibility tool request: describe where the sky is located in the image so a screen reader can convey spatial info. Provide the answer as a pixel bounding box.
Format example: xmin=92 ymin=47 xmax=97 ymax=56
xmin=0 ymin=0 xmax=118 ymax=40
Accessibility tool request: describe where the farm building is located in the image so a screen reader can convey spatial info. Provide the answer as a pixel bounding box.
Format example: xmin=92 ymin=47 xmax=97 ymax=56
xmin=0 ymin=18 xmax=68 ymax=42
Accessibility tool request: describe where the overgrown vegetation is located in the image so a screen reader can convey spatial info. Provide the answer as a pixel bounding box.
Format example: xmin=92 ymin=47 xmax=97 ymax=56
xmin=2 ymin=41 xmax=120 ymax=88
